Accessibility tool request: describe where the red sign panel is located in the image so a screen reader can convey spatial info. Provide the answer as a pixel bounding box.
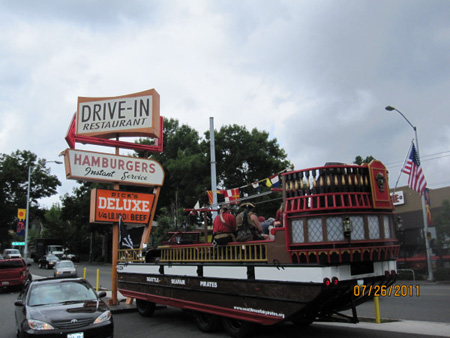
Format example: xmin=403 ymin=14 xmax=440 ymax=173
xmin=90 ymin=189 xmax=155 ymax=224
xmin=368 ymin=160 xmax=394 ymax=210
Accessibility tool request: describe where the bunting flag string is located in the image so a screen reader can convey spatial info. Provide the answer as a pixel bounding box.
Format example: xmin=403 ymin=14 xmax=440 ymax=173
xmin=206 ymin=166 xmax=291 ymax=205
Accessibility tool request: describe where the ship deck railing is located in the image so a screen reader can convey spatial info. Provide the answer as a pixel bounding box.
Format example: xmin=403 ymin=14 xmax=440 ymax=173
xmin=118 ymin=242 xmax=269 ymax=263
xmin=286 ymin=191 xmax=372 ymax=214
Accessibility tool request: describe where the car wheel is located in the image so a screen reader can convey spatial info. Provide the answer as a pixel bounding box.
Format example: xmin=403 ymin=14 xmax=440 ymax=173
xmin=136 ymin=299 xmax=156 ymax=317
xmin=45 ymin=263 xmax=49 ymax=269
xmin=38 ymin=262 xmax=42 ymax=268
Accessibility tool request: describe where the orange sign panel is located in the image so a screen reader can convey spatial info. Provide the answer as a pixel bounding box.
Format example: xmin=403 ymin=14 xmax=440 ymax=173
xmin=90 ymin=189 xmax=155 ymax=224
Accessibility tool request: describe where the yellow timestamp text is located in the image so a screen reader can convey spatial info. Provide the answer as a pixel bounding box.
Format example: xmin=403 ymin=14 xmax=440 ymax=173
xmin=353 ymin=284 xmax=420 ymax=297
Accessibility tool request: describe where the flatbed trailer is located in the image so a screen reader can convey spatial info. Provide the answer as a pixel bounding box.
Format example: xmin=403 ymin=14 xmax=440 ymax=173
xmin=117 ymin=160 xmax=399 ymax=337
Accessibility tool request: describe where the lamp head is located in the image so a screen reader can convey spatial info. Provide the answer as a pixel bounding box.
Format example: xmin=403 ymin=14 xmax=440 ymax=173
xmin=385 ymin=105 xmax=396 ymax=111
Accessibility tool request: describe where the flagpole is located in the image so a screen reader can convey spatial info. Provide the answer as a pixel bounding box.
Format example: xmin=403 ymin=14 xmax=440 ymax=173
xmin=385 ymin=106 xmax=434 ymax=281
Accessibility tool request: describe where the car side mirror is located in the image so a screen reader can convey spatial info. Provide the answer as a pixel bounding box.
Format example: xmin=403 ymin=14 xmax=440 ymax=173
xmin=15 ymin=300 xmax=24 ymax=307
xmin=98 ymin=291 xmax=107 ymax=298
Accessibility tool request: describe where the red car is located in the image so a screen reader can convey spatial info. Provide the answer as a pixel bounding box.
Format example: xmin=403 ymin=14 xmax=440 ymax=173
xmin=0 ymin=258 xmax=32 ymax=291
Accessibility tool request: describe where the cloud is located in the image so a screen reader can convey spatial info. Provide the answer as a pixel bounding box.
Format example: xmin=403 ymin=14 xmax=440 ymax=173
xmin=1 ymin=0 xmax=449 ymax=208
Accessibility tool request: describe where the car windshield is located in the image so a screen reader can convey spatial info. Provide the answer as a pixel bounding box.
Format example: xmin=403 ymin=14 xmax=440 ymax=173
xmin=57 ymin=261 xmax=74 ymax=268
xmin=48 ymin=256 xmax=58 ymax=262
xmin=29 ymin=281 xmax=97 ymax=306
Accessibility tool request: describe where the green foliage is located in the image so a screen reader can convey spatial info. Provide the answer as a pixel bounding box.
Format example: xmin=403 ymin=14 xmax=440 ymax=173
xmin=205 ymin=124 xmax=290 ymax=188
xmin=150 ymin=207 xmax=177 ymax=247
xmin=137 ymin=118 xmax=210 ymax=217
xmin=203 ymin=124 xmax=289 ymax=217
xmin=60 ymin=181 xmax=112 ymax=256
xmin=0 ymin=150 xmax=61 ymax=250
xmin=354 ymin=155 xmax=376 ymax=165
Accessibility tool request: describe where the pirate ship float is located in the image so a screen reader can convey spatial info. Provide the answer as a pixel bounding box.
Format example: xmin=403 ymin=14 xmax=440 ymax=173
xmin=116 ymin=160 xmax=399 ymax=337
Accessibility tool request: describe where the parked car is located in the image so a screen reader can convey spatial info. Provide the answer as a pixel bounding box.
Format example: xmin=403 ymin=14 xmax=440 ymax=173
xmin=54 ymin=260 xmax=77 ymax=278
xmin=15 ymin=277 xmax=114 ymax=337
xmin=52 ymin=250 xmax=65 ymax=260
xmin=0 ymin=258 xmax=32 ymax=290
xmin=64 ymin=253 xmax=80 ymax=263
xmin=3 ymin=248 xmax=22 ymax=259
xmin=38 ymin=255 xmax=59 ymax=269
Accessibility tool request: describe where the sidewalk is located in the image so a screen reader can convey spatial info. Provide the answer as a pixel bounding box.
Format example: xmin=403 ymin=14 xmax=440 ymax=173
xmin=318 ymin=318 xmax=450 ymax=337
xmin=104 ymin=291 xmax=137 ymax=313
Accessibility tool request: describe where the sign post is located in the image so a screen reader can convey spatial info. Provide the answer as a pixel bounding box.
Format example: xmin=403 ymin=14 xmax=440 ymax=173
xmin=63 ymin=89 xmax=165 ymax=306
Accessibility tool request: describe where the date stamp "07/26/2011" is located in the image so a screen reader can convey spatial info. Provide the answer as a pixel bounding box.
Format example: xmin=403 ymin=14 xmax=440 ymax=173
xmin=353 ymin=284 xmax=420 ymax=297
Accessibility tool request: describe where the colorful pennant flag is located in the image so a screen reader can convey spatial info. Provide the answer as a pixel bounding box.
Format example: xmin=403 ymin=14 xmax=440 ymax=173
xmin=269 ymin=174 xmax=280 ymax=188
xmin=221 ymin=188 xmax=240 ymax=203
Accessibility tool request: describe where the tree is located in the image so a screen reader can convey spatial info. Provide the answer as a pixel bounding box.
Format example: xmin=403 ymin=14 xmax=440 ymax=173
xmin=0 ymin=150 xmax=61 ymax=250
xmin=354 ymin=155 xmax=376 ymax=165
xmin=60 ymin=181 xmax=112 ymax=261
xmin=202 ymin=124 xmax=290 ymax=218
xmin=205 ymin=124 xmax=290 ymax=189
xmin=137 ymin=118 xmax=210 ymax=219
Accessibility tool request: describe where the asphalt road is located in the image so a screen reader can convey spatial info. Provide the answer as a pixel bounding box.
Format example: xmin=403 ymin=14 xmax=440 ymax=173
xmin=2 ymin=262 xmax=448 ymax=338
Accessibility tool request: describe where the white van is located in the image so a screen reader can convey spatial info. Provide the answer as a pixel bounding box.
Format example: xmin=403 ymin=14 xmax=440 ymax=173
xmin=3 ymin=249 xmax=22 ymax=259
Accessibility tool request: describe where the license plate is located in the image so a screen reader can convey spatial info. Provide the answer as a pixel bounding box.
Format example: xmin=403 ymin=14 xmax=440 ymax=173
xmin=2 ymin=281 xmax=9 ymax=286
xmin=67 ymin=333 xmax=83 ymax=338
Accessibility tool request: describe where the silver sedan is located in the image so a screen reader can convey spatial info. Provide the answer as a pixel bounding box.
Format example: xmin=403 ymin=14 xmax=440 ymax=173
xmin=53 ymin=260 xmax=77 ymax=278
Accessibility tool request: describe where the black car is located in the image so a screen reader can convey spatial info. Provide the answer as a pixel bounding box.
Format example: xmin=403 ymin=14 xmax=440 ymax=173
xmin=38 ymin=255 xmax=59 ymax=269
xmin=15 ymin=277 xmax=113 ymax=337
xmin=65 ymin=253 xmax=80 ymax=263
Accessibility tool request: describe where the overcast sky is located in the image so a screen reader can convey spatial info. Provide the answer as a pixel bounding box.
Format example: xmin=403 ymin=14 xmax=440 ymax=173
xmin=1 ymin=0 xmax=449 ymax=208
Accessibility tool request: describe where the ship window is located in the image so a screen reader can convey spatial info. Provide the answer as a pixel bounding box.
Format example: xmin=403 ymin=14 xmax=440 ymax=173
xmin=327 ymin=217 xmax=344 ymax=241
xmin=383 ymin=216 xmax=391 ymax=239
xmin=291 ymin=219 xmax=304 ymax=243
xmin=308 ymin=218 xmax=323 ymax=242
xmin=351 ymin=216 xmax=365 ymax=240
xmin=368 ymin=216 xmax=380 ymax=239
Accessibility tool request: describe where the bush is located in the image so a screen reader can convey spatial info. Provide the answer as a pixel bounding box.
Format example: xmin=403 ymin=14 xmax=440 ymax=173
xmin=434 ymin=268 xmax=450 ymax=281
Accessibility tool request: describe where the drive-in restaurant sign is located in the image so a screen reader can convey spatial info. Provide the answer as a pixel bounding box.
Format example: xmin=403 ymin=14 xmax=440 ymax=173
xmin=90 ymin=189 xmax=155 ymax=224
xmin=63 ymin=148 xmax=164 ymax=187
xmin=77 ymin=89 xmax=160 ymax=139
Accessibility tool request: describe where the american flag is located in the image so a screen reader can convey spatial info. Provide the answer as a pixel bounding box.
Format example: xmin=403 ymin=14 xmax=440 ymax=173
xmin=402 ymin=142 xmax=427 ymax=195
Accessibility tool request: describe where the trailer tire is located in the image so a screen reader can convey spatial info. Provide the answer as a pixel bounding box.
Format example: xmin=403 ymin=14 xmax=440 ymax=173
xmin=136 ymin=299 xmax=156 ymax=317
xmin=194 ymin=312 xmax=221 ymax=332
xmin=221 ymin=317 xmax=253 ymax=338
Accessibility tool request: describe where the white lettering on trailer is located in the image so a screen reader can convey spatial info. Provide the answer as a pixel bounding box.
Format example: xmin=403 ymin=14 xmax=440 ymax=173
xmin=171 ymin=279 xmax=186 ymax=285
xmin=200 ymin=281 xmax=218 ymax=288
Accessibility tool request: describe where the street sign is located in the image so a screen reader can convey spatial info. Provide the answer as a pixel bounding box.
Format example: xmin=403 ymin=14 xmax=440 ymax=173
xmin=12 ymin=242 xmax=25 ymax=246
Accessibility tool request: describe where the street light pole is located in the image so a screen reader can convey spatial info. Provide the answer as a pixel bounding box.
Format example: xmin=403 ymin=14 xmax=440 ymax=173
xmin=23 ymin=160 xmax=62 ymax=260
xmin=385 ymin=105 xmax=434 ymax=281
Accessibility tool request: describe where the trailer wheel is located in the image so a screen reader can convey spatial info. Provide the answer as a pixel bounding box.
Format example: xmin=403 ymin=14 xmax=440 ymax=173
xmin=194 ymin=312 xmax=221 ymax=332
xmin=136 ymin=299 xmax=156 ymax=317
xmin=221 ymin=317 xmax=253 ymax=338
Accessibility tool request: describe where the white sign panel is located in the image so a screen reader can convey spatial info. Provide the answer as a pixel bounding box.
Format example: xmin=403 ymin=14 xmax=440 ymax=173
xmin=63 ymin=149 xmax=164 ymax=186
xmin=76 ymin=89 xmax=160 ymax=139
xmin=390 ymin=190 xmax=405 ymax=206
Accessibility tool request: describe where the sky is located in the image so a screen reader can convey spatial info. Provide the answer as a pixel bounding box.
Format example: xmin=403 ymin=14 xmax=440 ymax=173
xmin=1 ymin=0 xmax=449 ymax=208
